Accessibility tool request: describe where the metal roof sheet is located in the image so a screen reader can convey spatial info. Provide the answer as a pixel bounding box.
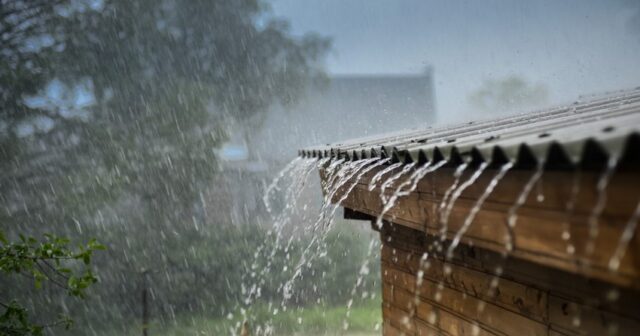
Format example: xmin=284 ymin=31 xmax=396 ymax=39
xmin=298 ymin=88 xmax=640 ymax=169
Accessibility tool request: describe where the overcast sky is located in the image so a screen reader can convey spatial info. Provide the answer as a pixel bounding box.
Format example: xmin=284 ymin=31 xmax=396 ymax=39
xmin=270 ymin=0 xmax=640 ymax=123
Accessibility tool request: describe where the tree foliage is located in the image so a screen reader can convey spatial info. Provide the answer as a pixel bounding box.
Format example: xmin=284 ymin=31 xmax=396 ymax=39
xmin=0 ymin=230 xmax=104 ymax=335
xmin=1 ymin=0 xmax=330 ymax=333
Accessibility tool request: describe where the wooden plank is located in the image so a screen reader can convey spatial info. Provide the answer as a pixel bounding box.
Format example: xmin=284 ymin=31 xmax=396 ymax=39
xmin=383 ymin=260 xmax=548 ymax=336
xmin=548 ymin=295 xmax=640 ymax=336
xmin=384 ymin=227 xmax=640 ymax=322
xmin=437 ymin=309 xmax=499 ymax=336
xmin=384 ymin=321 xmax=409 ymax=336
xmin=340 ymin=180 xmax=640 ymax=288
xmin=382 ymin=262 xmax=417 ymax=292
xmin=392 ymin=280 xmax=419 ymax=314
xmin=440 ymin=198 xmax=634 ymax=272
xmin=383 ymin=280 xmax=395 ymax=304
xmin=414 ymin=270 xmax=549 ymax=335
xmin=383 ymin=302 xmax=416 ymax=335
xmin=366 ymin=182 xmax=636 ymax=272
xmin=414 ymin=297 xmax=440 ymax=331
xmin=381 ymin=244 xmax=549 ymax=323
xmin=412 ymin=285 xmax=515 ymax=336
xmin=326 ymin=165 xmax=640 ymax=218
xmin=382 ymin=241 xmax=640 ymax=336
xmin=415 ymin=319 xmax=443 ymax=336
xmin=549 ymin=330 xmax=573 ymax=336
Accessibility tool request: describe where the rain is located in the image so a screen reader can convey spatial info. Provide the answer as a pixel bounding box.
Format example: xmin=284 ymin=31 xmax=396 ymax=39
xmin=2 ymin=1 xmax=640 ymax=336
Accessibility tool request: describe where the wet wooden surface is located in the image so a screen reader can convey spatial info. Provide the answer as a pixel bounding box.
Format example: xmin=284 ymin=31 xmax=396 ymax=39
xmin=322 ymin=164 xmax=640 ymax=289
xmin=379 ymin=223 xmax=640 ymax=336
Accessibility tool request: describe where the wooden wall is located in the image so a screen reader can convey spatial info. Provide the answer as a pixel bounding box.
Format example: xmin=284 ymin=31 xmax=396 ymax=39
xmin=328 ymin=165 xmax=640 ymax=289
xmin=323 ymin=160 xmax=640 ymax=335
xmin=377 ymin=223 xmax=640 ymax=336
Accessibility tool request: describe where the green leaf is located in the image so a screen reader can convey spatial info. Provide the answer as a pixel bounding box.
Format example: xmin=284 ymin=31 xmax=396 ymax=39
xmin=87 ymin=239 xmax=107 ymax=251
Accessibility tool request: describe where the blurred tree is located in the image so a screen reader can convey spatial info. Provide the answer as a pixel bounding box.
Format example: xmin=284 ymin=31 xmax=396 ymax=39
xmin=468 ymin=76 xmax=548 ymax=114
xmin=1 ymin=0 xmax=66 ymax=132
xmin=0 ymin=2 xmax=108 ymax=334
xmin=1 ymin=0 xmax=329 ymax=332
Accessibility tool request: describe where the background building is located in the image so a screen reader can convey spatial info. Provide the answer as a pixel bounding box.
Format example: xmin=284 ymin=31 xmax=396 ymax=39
xmin=253 ymin=68 xmax=436 ymax=162
xmin=215 ymin=68 xmax=437 ymax=224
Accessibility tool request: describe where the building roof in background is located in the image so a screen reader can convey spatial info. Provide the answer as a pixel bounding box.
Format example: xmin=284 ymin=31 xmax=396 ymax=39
xmin=253 ymin=71 xmax=435 ymax=161
xmin=299 ymin=88 xmax=640 ymax=169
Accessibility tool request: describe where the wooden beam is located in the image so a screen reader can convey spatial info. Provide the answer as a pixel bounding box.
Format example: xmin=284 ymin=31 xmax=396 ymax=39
xmin=322 ymin=165 xmax=640 ymax=288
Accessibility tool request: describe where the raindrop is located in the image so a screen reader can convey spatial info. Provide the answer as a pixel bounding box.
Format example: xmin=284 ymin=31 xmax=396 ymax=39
xmin=447 ymin=162 xmax=513 ymax=259
xmin=471 ymin=324 xmax=481 ymax=336
xmin=439 ymin=163 xmax=469 ymax=239
xmin=375 ymin=160 xmax=446 ymax=229
xmin=504 ymin=160 xmax=544 ymax=252
xmin=608 ymin=200 xmax=640 ymax=271
xmin=369 ymin=162 xmax=403 ymax=191
xmin=606 ymin=288 xmax=620 ymax=302
xmin=585 ymin=157 xmax=618 ymax=256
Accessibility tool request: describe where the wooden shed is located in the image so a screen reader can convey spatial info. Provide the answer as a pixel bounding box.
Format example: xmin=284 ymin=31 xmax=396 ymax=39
xmin=299 ymin=89 xmax=640 ymax=335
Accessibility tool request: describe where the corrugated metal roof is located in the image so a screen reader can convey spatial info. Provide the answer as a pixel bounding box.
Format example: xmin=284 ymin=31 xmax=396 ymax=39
xmin=299 ymin=88 xmax=640 ymax=169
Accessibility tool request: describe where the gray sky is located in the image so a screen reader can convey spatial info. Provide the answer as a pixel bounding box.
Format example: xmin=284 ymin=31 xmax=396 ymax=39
xmin=270 ymin=0 xmax=640 ymax=123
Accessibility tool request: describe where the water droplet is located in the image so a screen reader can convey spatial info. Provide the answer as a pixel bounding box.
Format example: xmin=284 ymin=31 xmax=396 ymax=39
xmin=472 ymin=324 xmax=481 ymax=336
xmin=572 ymin=316 xmax=581 ymax=327
xmin=606 ymin=288 xmax=620 ymax=302
xmin=566 ymin=244 xmax=575 ymax=255
xmin=477 ymin=301 xmax=486 ymax=313
xmin=428 ymin=311 xmax=437 ymax=324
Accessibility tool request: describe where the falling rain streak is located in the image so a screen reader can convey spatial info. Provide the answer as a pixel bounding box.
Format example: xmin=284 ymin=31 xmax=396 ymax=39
xmin=4 ymin=2 xmax=640 ymax=335
xmin=446 ymin=161 xmax=513 ymax=260
xmin=504 ymin=160 xmax=545 ymax=252
xmin=438 ymin=162 xmax=468 ymax=241
xmin=375 ymin=160 xmax=447 ymax=230
xmin=440 ymin=162 xmax=489 ymax=241
xmin=234 ymin=136 xmax=636 ymax=335
xmin=242 ymin=158 xmax=318 ymax=309
xmin=585 ymin=157 xmax=619 ymax=256
xmin=279 ymin=157 xmax=380 ymax=308
xmin=609 ymin=200 xmax=640 ymax=271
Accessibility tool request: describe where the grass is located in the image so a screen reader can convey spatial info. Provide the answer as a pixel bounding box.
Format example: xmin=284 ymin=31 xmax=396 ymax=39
xmin=109 ymin=299 xmax=381 ymax=336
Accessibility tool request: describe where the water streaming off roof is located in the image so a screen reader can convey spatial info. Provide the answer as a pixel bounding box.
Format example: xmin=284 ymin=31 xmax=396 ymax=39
xmin=3 ymin=1 xmax=640 ymax=335
xmin=296 ymin=88 xmax=640 ymax=336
